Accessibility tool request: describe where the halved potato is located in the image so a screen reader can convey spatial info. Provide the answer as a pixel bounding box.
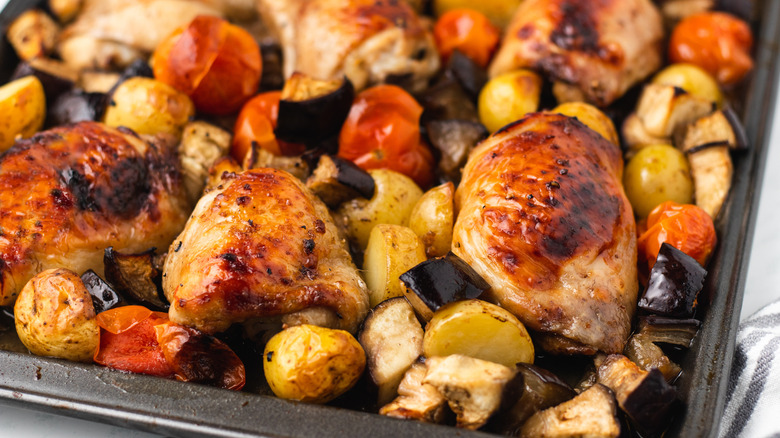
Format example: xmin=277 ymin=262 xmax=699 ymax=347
xmin=408 ymin=182 xmax=455 ymax=258
xmin=363 ymin=224 xmax=427 ymax=308
xmin=103 ymin=77 xmax=194 ymax=137
xmin=0 ymin=75 xmax=46 ymax=152
xmin=423 ymin=299 xmax=534 ymax=368
xmin=336 ymin=169 xmax=424 ymax=249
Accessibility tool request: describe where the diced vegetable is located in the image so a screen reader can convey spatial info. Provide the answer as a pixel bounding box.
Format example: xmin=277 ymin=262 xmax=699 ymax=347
xmin=305 ymin=155 xmax=375 ymax=208
xmin=49 ymin=89 xmax=107 ymax=126
xmin=635 ymin=84 xmax=713 ymax=139
xmin=380 ymin=363 xmax=447 ymax=422
xmin=336 ymin=169 xmax=424 ymax=250
xmin=623 ymin=144 xmax=694 ymax=218
xmin=621 ymin=113 xmax=671 ymax=159
xmin=0 ymin=76 xmax=46 ymax=152
xmin=425 ymin=119 xmax=487 ymax=182
xmin=418 ymin=77 xmax=479 ymax=122
xmin=636 ymin=315 xmax=701 ymax=348
xmin=433 ymin=9 xmax=500 ymax=68
xmin=363 ymin=224 xmax=427 ymax=308
xmin=12 ymin=58 xmax=77 ymax=104
xmin=103 ymin=247 xmax=168 ymax=311
xmin=359 ymin=298 xmax=424 ymax=405
xmin=519 ymin=384 xmax=621 ymax=438
xmin=103 ymin=77 xmax=194 ymax=137
xmin=637 ymin=201 xmax=717 ymax=271
xmin=478 ymin=70 xmax=542 ymax=133
xmin=624 ymin=333 xmax=682 ymax=383
xmin=14 ymin=269 xmax=99 ymax=362
xmin=424 ymin=354 xmax=517 ymax=429
xmin=7 ymin=9 xmax=59 ymax=61
xmin=263 ymin=324 xmax=366 ymax=404
xmin=653 ymin=63 xmax=724 ymax=107
xmin=408 ymin=182 xmax=455 ymax=257
xmin=177 ymin=121 xmax=232 ymax=204
xmin=444 ymin=50 xmax=488 ymax=102
xmin=638 ymin=242 xmax=707 ymax=318
xmin=80 ymin=269 xmax=124 ymax=314
xmin=232 ymin=91 xmax=305 ymax=159
xmin=422 ymin=299 xmax=534 ymax=367
xmin=400 ymin=252 xmax=489 ymax=321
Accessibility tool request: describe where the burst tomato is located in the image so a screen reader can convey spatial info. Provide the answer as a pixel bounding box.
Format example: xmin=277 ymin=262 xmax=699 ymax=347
xmin=637 ymin=201 xmax=717 ymax=272
xmin=152 ymin=15 xmax=261 ymax=115
xmin=232 ymin=91 xmax=305 ymax=160
xmin=669 ymin=12 xmax=753 ymax=85
xmin=338 ymin=85 xmax=434 ymax=188
xmin=433 ymin=9 xmax=501 ymax=68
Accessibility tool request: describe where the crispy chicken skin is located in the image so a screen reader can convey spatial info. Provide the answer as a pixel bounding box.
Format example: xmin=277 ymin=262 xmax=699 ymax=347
xmin=163 ymin=168 xmax=369 ymax=334
xmin=0 ymin=121 xmax=190 ymax=306
xmin=452 ymin=113 xmax=638 ymax=354
xmin=257 ymin=0 xmax=440 ymax=92
xmin=489 ymin=0 xmax=664 ymax=107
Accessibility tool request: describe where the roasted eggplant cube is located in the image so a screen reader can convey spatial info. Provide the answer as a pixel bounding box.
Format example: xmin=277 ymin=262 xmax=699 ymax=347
xmin=519 ymin=384 xmax=621 ymax=438
xmin=103 ymin=247 xmax=169 ymax=311
xmin=488 ymin=363 xmax=577 ymax=435
xmin=445 ymin=50 xmax=488 ymax=103
xmin=49 ymin=89 xmax=108 ymax=126
xmin=399 ymin=252 xmax=490 ymax=318
xmin=637 ymin=315 xmax=701 ymax=348
xmin=638 ymin=243 xmax=707 ymax=318
xmin=418 ymin=78 xmax=479 ymax=123
xmin=623 ymin=333 xmax=682 ymax=383
xmin=80 ymin=269 xmax=123 ymax=314
xmin=12 ymin=58 xmax=77 ymax=104
xmin=275 ymin=74 xmax=354 ymax=144
xmin=306 ymin=155 xmax=375 ymax=207
xmin=426 ymin=119 xmax=488 ymax=182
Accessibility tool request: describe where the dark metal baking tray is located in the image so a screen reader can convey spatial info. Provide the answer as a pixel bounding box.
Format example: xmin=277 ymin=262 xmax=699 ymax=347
xmin=0 ymin=0 xmax=778 ymax=436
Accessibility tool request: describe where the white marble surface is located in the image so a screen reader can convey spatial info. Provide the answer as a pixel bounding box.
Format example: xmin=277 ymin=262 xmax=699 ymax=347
xmin=1 ymin=0 xmax=779 ymax=435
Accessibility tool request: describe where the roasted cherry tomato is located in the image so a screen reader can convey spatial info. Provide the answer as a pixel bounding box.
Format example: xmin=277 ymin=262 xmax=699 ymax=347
xmin=94 ymin=306 xmax=173 ymax=377
xmin=152 ymin=15 xmax=262 ymax=115
xmin=668 ymin=12 xmax=753 ymax=85
xmin=637 ymin=201 xmax=717 ymax=273
xmin=232 ymin=91 xmax=305 ymax=160
xmin=338 ymin=85 xmax=434 ymax=188
xmin=433 ymin=9 xmax=500 ymax=68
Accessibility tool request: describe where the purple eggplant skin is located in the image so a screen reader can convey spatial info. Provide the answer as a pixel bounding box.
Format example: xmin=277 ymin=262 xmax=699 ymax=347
xmin=259 ymin=41 xmax=284 ymax=92
xmin=80 ymin=270 xmax=124 ymax=314
xmin=622 ymin=368 xmax=678 ymax=437
xmin=306 ymin=154 xmax=375 ymax=207
xmin=637 ymin=316 xmax=701 ymax=348
xmin=399 ymin=252 xmax=490 ymax=315
xmin=444 ymin=50 xmax=487 ymax=103
xmin=274 ymin=78 xmax=355 ymax=145
xmin=418 ymin=77 xmax=479 ymax=124
xmin=722 ymin=105 xmax=750 ymax=150
xmin=103 ymin=247 xmax=169 ymax=311
xmin=426 ymin=119 xmax=487 ymax=182
xmin=49 ymin=90 xmax=109 ymax=126
xmin=638 ymin=243 xmax=707 ymax=318
xmin=12 ymin=60 xmax=76 ymax=105
xmin=487 ymin=363 xmax=577 ymax=435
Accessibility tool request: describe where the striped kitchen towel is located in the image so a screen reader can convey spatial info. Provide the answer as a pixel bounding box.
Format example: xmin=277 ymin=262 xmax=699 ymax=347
xmin=719 ymin=299 xmax=780 ymax=438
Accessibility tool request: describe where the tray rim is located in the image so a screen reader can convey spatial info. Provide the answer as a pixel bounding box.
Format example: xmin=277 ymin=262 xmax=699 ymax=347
xmin=0 ymin=0 xmax=778 ymax=437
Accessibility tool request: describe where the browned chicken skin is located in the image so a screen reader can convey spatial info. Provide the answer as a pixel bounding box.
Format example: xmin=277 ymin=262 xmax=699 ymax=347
xmin=258 ymin=0 xmax=440 ymax=92
xmin=453 ymin=113 xmax=638 ymax=354
xmin=163 ymin=168 xmax=369 ymax=334
xmin=489 ymin=0 xmax=664 ymax=107
xmin=0 ymin=121 xmax=190 ymax=306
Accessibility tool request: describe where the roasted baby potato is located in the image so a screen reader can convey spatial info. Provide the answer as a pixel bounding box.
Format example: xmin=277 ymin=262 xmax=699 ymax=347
xmin=623 ymin=144 xmax=694 ymax=218
xmin=0 ymin=75 xmax=46 ymax=152
xmin=363 ymin=224 xmax=427 ymax=308
xmin=14 ymin=269 xmax=99 ymax=362
xmin=478 ymin=69 xmax=542 ymax=133
xmin=7 ymin=9 xmax=59 ymax=61
xmin=49 ymin=0 xmax=83 ymax=23
xmin=263 ymin=324 xmax=366 ymax=403
xmin=336 ymin=169 xmax=424 ymax=249
xmin=103 ymin=77 xmax=195 ymax=137
xmin=552 ymin=102 xmax=620 ymax=145
xmin=423 ymin=299 xmax=534 ymax=368
xmin=653 ymin=63 xmax=724 ymax=107
xmin=408 ymin=182 xmax=455 ymax=258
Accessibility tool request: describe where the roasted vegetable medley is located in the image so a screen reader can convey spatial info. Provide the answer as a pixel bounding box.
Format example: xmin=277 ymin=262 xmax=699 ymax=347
xmin=0 ymin=0 xmax=756 ymax=436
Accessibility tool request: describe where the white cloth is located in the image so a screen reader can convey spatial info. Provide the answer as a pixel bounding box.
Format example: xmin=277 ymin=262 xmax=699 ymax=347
xmin=719 ymin=299 xmax=780 ymax=438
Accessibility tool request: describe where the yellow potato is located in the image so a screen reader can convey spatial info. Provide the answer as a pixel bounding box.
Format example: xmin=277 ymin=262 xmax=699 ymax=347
xmin=479 ymin=70 xmax=542 ymax=133
xmin=433 ymin=0 xmax=524 ymax=29
xmin=552 ymin=102 xmax=619 ymax=145
xmin=104 ymin=77 xmax=194 ymax=137
xmin=423 ymin=299 xmax=534 ymax=368
xmin=623 ymin=144 xmax=694 ymax=218
xmin=363 ymin=224 xmax=427 ymax=308
xmin=336 ymin=169 xmax=423 ymax=249
xmin=0 ymin=76 xmax=46 ymax=152
xmin=14 ymin=269 xmax=99 ymax=362
xmin=653 ymin=63 xmax=724 ymax=108
xmin=263 ymin=324 xmax=366 ymax=403
xmin=408 ymin=182 xmax=455 ymax=258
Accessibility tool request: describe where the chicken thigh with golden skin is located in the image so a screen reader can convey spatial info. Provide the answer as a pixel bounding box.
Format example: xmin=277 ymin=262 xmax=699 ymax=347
xmin=258 ymin=0 xmax=440 ymax=92
xmin=453 ymin=113 xmax=638 ymax=354
xmin=163 ymin=168 xmax=369 ymax=334
xmin=489 ymin=0 xmax=664 ymax=107
xmin=0 ymin=121 xmax=190 ymax=306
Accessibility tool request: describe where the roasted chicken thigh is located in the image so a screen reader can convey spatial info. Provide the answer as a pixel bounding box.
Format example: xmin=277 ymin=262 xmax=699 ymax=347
xmin=489 ymin=0 xmax=664 ymax=107
xmin=163 ymin=168 xmax=370 ymax=334
xmin=0 ymin=121 xmax=190 ymax=306
xmin=257 ymin=0 xmax=440 ymax=92
xmin=453 ymin=113 xmax=638 ymax=354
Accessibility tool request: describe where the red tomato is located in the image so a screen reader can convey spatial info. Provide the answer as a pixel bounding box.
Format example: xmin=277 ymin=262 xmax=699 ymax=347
xmin=637 ymin=201 xmax=717 ymax=273
xmin=669 ymin=12 xmax=753 ymax=85
xmin=231 ymin=91 xmax=305 ymax=160
xmin=338 ymin=85 xmax=434 ymax=188
xmin=152 ymin=15 xmax=261 ymax=115
xmin=433 ymin=9 xmax=501 ymax=68
xmin=94 ymin=306 xmax=173 ymax=377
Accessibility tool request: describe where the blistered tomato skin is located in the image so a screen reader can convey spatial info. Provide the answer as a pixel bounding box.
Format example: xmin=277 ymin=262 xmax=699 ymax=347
xmin=668 ymin=12 xmax=753 ymax=86
xmin=338 ymin=85 xmax=434 ymax=188
xmin=637 ymin=201 xmax=717 ymax=273
xmin=152 ymin=15 xmax=262 ymax=115
xmin=434 ymin=9 xmax=501 ymax=68
xmin=231 ymin=91 xmax=305 ymax=160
